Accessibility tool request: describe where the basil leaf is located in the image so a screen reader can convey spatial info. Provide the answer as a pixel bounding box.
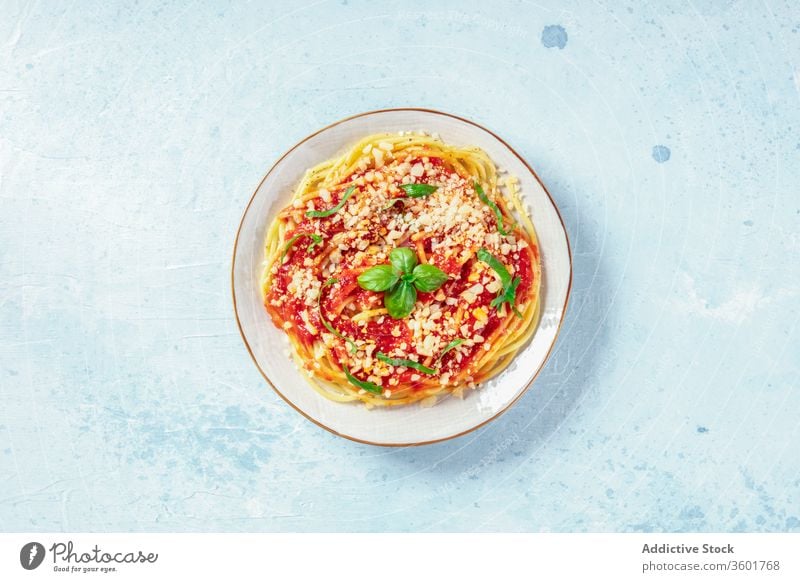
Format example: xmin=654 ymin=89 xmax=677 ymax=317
xmin=489 ymin=276 xmax=520 ymax=307
xmin=477 ymin=248 xmax=521 ymax=317
xmin=384 ymin=280 xmax=417 ymax=319
xmin=477 ymin=248 xmax=512 ymax=288
xmin=389 ymin=247 xmax=417 ymax=274
xmin=435 ymin=338 xmax=465 ymax=366
xmin=490 ymin=276 xmax=523 ymax=319
xmin=376 ymin=353 xmax=436 ymax=375
xmin=357 ymin=265 xmax=399 ymax=292
xmin=343 ymin=364 xmax=383 ymax=394
xmin=474 ymin=182 xmax=513 ymax=236
xmin=280 ymin=233 xmax=323 ymax=262
xmin=411 ymin=263 xmax=448 ymax=293
xmin=305 ymin=186 xmax=356 ymax=218
xmin=400 ymin=183 xmax=438 ymax=198
xmin=318 ymin=278 xmax=357 ymax=353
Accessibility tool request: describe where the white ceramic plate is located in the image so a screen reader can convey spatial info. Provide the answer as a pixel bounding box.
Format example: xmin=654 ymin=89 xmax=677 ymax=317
xmin=232 ymin=109 xmax=572 ymax=446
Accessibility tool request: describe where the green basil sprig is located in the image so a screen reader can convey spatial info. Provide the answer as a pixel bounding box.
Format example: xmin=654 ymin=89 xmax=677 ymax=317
xmin=474 ymin=182 xmax=513 ymax=236
xmin=342 ymin=364 xmax=383 ymax=394
xmin=400 ymin=183 xmax=438 ymax=198
xmin=357 ymin=247 xmax=448 ymax=319
xmin=281 ymin=233 xmax=323 ymax=262
xmin=476 ymin=248 xmax=522 ymax=318
xmin=355 ymin=265 xmax=398 ymax=292
xmin=410 ymin=264 xmax=448 ymax=292
xmin=435 ymin=338 xmax=465 ymax=367
xmin=306 ymin=186 xmax=356 ymax=218
xmin=385 ymin=280 xmax=417 ymax=320
xmin=376 ymin=353 xmax=436 ymax=375
xmin=318 ymin=278 xmax=357 ymax=353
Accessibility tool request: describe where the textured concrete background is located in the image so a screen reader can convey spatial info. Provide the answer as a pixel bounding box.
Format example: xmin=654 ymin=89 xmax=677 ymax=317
xmin=1 ymin=0 xmax=798 ymax=532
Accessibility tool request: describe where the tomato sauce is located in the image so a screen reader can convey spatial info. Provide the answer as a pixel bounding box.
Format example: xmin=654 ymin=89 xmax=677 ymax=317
xmin=264 ymin=153 xmax=538 ymax=393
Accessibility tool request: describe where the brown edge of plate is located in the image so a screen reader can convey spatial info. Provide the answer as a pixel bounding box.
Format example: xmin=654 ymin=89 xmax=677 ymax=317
xmin=231 ymin=107 xmax=573 ymax=447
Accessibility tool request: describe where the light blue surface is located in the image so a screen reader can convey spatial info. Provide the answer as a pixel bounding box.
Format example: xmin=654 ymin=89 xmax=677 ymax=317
xmin=1 ymin=0 xmax=798 ymax=532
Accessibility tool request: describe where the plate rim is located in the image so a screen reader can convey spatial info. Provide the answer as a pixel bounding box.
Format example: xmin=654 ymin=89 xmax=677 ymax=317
xmin=231 ymin=107 xmax=573 ymax=447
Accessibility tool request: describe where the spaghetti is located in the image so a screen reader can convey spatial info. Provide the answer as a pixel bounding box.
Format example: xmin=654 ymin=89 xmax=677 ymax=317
xmin=262 ymin=132 xmax=541 ymax=407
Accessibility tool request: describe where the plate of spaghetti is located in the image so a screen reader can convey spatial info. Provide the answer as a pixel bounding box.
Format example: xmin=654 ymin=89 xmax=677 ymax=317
xmin=233 ymin=109 xmax=571 ymax=446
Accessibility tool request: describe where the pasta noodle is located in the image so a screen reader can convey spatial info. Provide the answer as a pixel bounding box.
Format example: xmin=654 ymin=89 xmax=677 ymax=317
xmin=261 ymin=132 xmax=541 ymax=407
